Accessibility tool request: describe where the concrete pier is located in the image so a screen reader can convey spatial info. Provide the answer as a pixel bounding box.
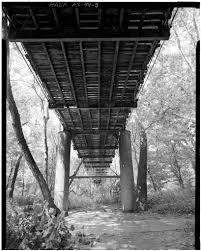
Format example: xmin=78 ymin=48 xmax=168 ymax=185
xmin=119 ymin=130 xmax=135 ymax=212
xmin=54 ymin=130 xmax=71 ymax=211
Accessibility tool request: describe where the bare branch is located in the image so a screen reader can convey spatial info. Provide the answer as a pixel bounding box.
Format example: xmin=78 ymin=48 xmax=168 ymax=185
xmin=180 ymin=14 xmax=196 ymax=47
xmin=173 ymin=26 xmax=194 ymax=74
xmin=193 ymin=8 xmax=200 ymax=42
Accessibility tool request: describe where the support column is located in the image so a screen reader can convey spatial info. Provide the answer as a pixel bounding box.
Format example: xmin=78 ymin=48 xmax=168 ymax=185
xmin=119 ymin=130 xmax=135 ymax=212
xmin=54 ymin=130 xmax=71 ymax=211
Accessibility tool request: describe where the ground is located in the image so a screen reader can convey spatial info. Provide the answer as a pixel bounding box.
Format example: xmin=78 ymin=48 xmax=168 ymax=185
xmin=66 ymin=205 xmax=195 ymax=250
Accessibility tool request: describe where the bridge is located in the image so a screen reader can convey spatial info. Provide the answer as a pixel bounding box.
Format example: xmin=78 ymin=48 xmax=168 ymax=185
xmin=4 ymin=3 xmax=173 ymax=212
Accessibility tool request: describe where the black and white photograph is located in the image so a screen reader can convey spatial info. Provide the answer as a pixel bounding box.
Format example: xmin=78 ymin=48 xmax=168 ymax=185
xmin=2 ymin=1 xmax=199 ymax=250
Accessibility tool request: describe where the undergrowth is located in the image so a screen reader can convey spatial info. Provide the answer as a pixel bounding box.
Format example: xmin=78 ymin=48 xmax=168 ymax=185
xmin=14 ymin=194 xmax=43 ymax=206
xmin=6 ymin=200 xmax=94 ymax=249
xmin=147 ymin=188 xmax=195 ymax=215
xmin=69 ymin=191 xmax=119 ymax=210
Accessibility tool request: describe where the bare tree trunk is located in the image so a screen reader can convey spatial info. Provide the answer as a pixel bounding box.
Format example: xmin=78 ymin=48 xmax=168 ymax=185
xmin=193 ymin=9 xmax=200 ymax=42
xmin=170 ymin=163 xmax=185 ymax=189
xmin=147 ymin=168 xmax=158 ymax=192
xmin=7 ymin=165 xmax=14 ymax=190
xmin=49 ymin=151 xmax=56 ymax=195
xmin=43 ymin=106 xmax=49 ymax=186
xmin=6 ymin=40 xmax=60 ymax=214
xmin=130 ymin=125 xmax=139 ymax=161
xmin=136 ymin=123 xmax=147 ymax=211
xmin=31 ymin=83 xmax=49 ymax=187
xmin=171 ymin=144 xmax=185 ymax=189
xmin=180 ymin=14 xmax=196 ymax=47
xmin=174 ymin=158 xmax=185 ymax=189
xmin=8 ymin=154 xmax=23 ymax=198
xmin=22 ymin=164 xmax=25 ymax=197
xmin=173 ymin=26 xmax=194 ymax=74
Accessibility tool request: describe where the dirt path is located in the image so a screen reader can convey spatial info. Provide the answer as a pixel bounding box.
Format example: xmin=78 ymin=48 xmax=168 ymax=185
xmin=66 ymin=205 xmax=194 ymax=250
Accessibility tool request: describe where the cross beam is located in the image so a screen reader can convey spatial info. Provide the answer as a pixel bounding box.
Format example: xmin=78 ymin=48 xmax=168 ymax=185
xmin=80 ymin=155 xmax=113 ymax=159
xmin=8 ymin=29 xmax=170 ymax=42
xmin=48 ymin=102 xmax=138 ymax=109
xmin=85 ymin=166 xmax=110 ymax=169
xmin=74 ymin=146 xmax=117 ymax=150
xmin=86 ymin=166 xmax=110 ymax=168
xmin=83 ymin=161 xmax=112 ymax=164
xmin=71 ymin=129 xmax=119 ymax=134
xmin=88 ymin=168 xmax=108 ymax=170
xmin=70 ymin=175 xmax=120 ymax=179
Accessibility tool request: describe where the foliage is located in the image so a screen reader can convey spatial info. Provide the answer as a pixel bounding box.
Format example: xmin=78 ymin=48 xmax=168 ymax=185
xmin=69 ymin=179 xmax=120 ymax=210
xmin=14 ymin=194 xmax=42 ymax=207
xmin=7 ymin=43 xmax=62 ymax=197
xmin=147 ymin=188 xmax=195 ymax=215
xmin=127 ymin=8 xmax=198 ymax=193
xmin=6 ymin=200 xmax=94 ymax=249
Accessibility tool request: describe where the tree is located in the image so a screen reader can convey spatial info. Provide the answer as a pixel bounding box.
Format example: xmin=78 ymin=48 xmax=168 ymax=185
xmin=147 ymin=168 xmax=159 ymax=192
xmin=169 ymin=142 xmax=185 ymax=189
xmin=7 ymin=154 xmax=23 ymax=199
xmin=31 ymin=82 xmax=50 ymax=187
xmin=7 ymin=41 xmax=63 ymax=199
xmin=128 ymin=116 xmax=148 ymax=211
xmin=6 ymin=40 xmax=60 ymax=214
xmin=126 ymin=8 xmax=197 ymax=197
xmin=136 ymin=122 xmax=147 ymax=210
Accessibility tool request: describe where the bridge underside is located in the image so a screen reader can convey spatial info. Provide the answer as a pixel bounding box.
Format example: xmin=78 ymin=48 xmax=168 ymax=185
xmin=4 ymin=3 xmax=173 ymax=211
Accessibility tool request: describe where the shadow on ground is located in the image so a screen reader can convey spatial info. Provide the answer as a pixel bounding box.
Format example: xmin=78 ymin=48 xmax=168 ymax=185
xmin=66 ymin=205 xmax=194 ymax=250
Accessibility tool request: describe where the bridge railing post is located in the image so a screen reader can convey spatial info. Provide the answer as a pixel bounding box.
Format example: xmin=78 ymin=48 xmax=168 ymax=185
xmin=119 ymin=130 xmax=135 ymax=212
xmin=54 ymin=130 xmax=71 ymax=212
